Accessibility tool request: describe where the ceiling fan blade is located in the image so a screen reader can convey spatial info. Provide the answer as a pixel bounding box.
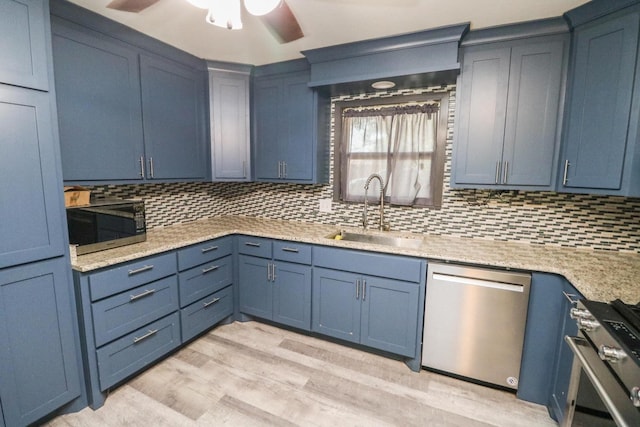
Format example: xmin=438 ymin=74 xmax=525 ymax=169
xmin=106 ymin=0 xmax=160 ymax=13
xmin=261 ymin=0 xmax=304 ymax=44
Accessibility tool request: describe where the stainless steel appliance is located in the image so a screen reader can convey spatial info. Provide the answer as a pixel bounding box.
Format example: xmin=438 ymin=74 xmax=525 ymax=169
xmin=562 ymin=298 xmax=640 ymax=427
xmin=422 ymin=262 xmax=531 ymax=390
xmin=66 ymin=199 xmax=146 ymax=255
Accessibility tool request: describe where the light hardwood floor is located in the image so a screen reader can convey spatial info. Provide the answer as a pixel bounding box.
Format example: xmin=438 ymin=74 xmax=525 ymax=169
xmin=45 ymin=321 xmax=557 ymax=427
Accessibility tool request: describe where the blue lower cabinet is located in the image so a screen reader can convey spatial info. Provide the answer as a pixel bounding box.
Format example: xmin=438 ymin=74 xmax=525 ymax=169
xmin=0 ymin=400 xmax=4 ymax=427
xmin=96 ymin=312 xmax=181 ymax=391
xmin=181 ymin=285 xmax=233 ymax=342
xmin=312 ymin=267 xmax=419 ymax=357
xmin=0 ymin=259 xmax=81 ymax=426
xmin=238 ymin=255 xmax=272 ymax=319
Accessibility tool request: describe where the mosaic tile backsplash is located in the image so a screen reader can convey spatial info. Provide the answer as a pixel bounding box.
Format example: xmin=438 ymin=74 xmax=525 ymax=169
xmin=90 ymin=87 xmax=640 ymax=254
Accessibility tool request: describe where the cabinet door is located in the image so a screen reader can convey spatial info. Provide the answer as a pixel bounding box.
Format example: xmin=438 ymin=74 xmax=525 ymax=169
xmin=272 ymin=261 xmax=311 ymax=331
xmin=0 ymin=85 xmax=66 ymax=267
xmin=562 ymin=12 xmax=639 ymax=190
xmin=210 ymin=70 xmax=250 ymax=181
xmin=503 ymin=40 xmax=564 ymax=186
xmin=280 ymin=72 xmax=314 ymax=181
xmin=453 ymin=47 xmax=511 ymax=185
xmin=140 ymin=55 xmax=206 ymax=180
xmin=253 ymin=77 xmax=281 ymax=180
xmin=311 ymin=268 xmax=360 ymax=344
xmin=0 ymin=0 xmax=49 ymax=91
xmin=0 ymin=259 xmax=81 ymax=426
xmin=238 ymin=255 xmax=272 ymax=319
xmin=52 ymin=20 xmax=145 ymax=181
xmin=360 ymin=276 xmax=419 ymax=357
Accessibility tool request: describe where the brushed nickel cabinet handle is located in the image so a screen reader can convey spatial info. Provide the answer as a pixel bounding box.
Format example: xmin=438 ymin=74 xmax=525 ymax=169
xmin=201 ymin=265 xmax=220 ymax=274
xmin=129 ymin=288 xmax=156 ymax=302
xmin=203 ymin=297 xmax=220 ymax=308
xmin=201 ymin=245 xmax=219 ymax=253
xmin=133 ymin=328 xmax=158 ymax=344
xmin=495 ymin=161 xmax=501 ymax=184
xmin=128 ymin=265 xmax=154 ymax=276
xmin=267 ymin=263 xmax=272 ymax=282
xmin=281 ymin=247 xmax=299 ymax=253
xmin=282 ymin=162 xmax=287 ymax=178
xmin=562 ymin=160 xmax=570 ymax=186
xmin=139 ymin=156 xmax=145 ymax=179
xmin=362 ymin=279 xmax=367 ymax=301
xmin=244 ymin=242 xmax=261 ymax=247
xmin=502 ymin=161 xmax=508 ymax=184
xmin=271 ymin=263 xmax=276 ymax=281
xmin=148 ymin=157 xmax=155 ymax=179
xmin=355 ymin=279 xmax=360 ymax=300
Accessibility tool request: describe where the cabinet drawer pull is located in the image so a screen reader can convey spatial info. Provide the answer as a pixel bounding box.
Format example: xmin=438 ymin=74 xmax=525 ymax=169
xmin=133 ymin=328 xmax=158 ymax=344
xmin=362 ymin=279 xmax=367 ymax=301
xmin=563 ymin=291 xmax=579 ymax=306
xmin=128 ymin=265 xmax=154 ymax=276
xmin=281 ymin=247 xmax=299 ymax=253
xmin=201 ymin=245 xmax=219 ymax=253
xmin=129 ymin=288 xmax=156 ymax=302
xmin=202 ymin=265 xmax=220 ymax=274
xmin=203 ymin=297 xmax=221 ymax=308
xmin=244 ymin=242 xmax=261 ymax=247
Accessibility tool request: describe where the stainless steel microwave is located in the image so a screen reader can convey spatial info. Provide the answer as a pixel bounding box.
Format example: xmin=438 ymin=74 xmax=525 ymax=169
xmin=66 ymin=199 xmax=146 ymax=255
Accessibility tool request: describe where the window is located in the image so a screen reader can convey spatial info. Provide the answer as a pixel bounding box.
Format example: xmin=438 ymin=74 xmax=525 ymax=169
xmin=333 ymin=93 xmax=448 ymax=208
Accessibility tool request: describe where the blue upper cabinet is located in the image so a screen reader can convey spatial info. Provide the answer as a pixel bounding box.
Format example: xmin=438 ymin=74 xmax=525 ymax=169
xmin=452 ymin=19 xmax=569 ymax=190
xmin=0 ymin=0 xmax=49 ymax=91
xmin=50 ymin=2 xmax=207 ymax=184
xmin=559 ymin=2 xmax=640 ymax=196
xmin=253 ymin=60 xmax=330 ymax=184
xmin=140 ymin=55 xmax=206 ymax=181
xmin=0 ymin=84 xmax=66 ymax=267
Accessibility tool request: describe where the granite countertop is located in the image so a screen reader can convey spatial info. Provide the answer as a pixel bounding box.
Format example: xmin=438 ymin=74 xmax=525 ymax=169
xmin=71 ymin=215 xmax=640 ymax=303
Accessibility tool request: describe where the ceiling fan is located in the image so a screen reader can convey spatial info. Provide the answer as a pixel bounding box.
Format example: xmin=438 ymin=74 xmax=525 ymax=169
xmin=105 ymin=0 xmax=304 ymax=43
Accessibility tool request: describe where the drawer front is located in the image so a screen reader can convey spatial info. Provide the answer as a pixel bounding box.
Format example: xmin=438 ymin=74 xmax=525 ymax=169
xmin=314 ymin=246 xmax=423 ymax=283
xmin=177 ymin=236 xmax=233 ymax=271
xmin=89 ymin=252 xmax=177 ymax=301
xmin=92 ymin=275 xmax=179 ymax=347
xmin=273 ymin=240 xmax=312 ymax=265
xmin=96 ymin=312 xmax=181 ymax=391
xmin=237 ymin=236 xmax=272 ymax=258
xmin=180 ymin=285 xmax=233 ymax=342
xmin=178 ymin=254 xmax=233 ymax=308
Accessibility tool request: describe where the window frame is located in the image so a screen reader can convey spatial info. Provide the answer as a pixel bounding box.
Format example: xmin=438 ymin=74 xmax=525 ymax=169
xmin=332 ymin=92 xmax=449 ymax=208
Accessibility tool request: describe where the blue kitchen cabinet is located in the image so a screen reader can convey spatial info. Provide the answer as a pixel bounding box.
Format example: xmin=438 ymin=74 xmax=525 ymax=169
xmin=518 ymin=272 xmax=581 ymax=423
xmin=559 ymin=4 xmax=640 ymax=196
xmin=253 ymin=60 xmax=330 ymax=183
xmin=50 ymin=4 xmax=207 ymax=184
xmin=312 ymin=247 xmax=425 ymax=364
xmin=0 ymin=401 xmax=4 ymax=427
xmin=0 ymin=0 xmax=49 ymax=91
xmin=238 ymin=237 xmax=312 ymax=330
xmin=0 ymin=259 xmax=81 ymax=426
xmin=51 ymin=20 xmax=145 ymax=182
xmin=0 ymin=84 xmax=67 ymax=268
xmin=453 ymin=19 xmax=568 ymax=190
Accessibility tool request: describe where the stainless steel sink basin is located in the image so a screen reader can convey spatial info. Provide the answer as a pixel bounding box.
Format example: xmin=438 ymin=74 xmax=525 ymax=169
xmin=327 ymin=230 xmax=424 ymax=249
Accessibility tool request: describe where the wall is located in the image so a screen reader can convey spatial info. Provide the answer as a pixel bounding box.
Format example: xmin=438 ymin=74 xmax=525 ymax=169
xmin=90 ymin=86 xmax=640 ymax=254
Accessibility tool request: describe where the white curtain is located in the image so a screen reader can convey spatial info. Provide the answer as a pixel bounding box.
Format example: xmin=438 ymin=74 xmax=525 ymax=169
xmin=342 ymin=104 xmax=438 ymax=206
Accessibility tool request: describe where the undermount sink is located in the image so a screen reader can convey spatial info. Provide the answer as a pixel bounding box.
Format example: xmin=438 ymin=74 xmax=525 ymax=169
xmin=327 ymin=230 xmax=425 ymax=249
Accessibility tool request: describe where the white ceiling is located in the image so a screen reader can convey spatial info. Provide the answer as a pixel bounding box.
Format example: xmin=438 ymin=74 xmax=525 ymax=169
xmin=68 ymin=0 xmax=590 ymax=65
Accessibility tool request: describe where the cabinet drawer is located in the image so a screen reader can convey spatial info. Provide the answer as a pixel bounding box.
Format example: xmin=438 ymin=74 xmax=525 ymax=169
xmin=178 ymin=254 xmax=233 ymax=308
xmin=237 ymin=236 xmax=272 ymax=258
xmin=96 ymin=312 xmax=180 ymax=391
xmin=314 ymin=246 xmax=423 ymax=283
xmin=89 ymin=252 xmax=176 ymax=301
xmin=180 ymin=285 xmax=233 ymax=342
xmin=92 ymin=275 xmax=179 ymax=347
xmin=273 ymin=240 xmax=312 ymax=265
xmin=177 ymin=236 xmax=232 ymax=271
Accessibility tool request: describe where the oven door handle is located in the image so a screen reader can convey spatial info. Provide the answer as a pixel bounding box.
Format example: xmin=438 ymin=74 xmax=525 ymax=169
xmin=564 ymin=336 xmax=638 ymax=427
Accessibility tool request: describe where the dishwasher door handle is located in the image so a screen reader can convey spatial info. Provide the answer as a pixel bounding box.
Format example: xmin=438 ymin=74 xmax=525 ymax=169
xmin=432 ymin=273 xmax=524 ymax=293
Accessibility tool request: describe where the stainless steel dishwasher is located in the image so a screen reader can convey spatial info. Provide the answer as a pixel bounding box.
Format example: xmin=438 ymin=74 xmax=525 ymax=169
xmin=422 ymin=262 xmax=531 ymax=390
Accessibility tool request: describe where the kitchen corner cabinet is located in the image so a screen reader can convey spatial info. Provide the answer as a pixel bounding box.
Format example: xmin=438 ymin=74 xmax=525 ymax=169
xmin=559 ymin=6 xmax=640 ymax=196
xmin=312 ymin=247 xmax=425 ymax=361
xmin=209 ymin=67 xmax=251 ymax=181
xmin=238 ymin=237 xmax=312 ymax=331
xmin=253 ymin=61 xmax=330 ymax=184
xmin=453 ymin=31 xmax=568 ymax=190
xmin=51 ymin=17 xmax=207 ymax=184
xmin=0 ymin=0 xmax=49 ymax=91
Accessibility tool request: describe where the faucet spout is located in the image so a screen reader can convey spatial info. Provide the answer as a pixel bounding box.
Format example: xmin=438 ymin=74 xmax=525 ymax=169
xmin=363 ymin=173 xmax=388 ymax=231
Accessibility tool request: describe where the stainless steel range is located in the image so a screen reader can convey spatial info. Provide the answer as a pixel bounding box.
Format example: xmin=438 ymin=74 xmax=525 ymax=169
xmin=562 ymin=299 xmax=640 ymax=427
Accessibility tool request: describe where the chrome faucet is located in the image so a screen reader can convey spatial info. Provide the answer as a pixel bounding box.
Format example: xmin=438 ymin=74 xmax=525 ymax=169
xmin=363 ymin=173 xmax=389 ymax=231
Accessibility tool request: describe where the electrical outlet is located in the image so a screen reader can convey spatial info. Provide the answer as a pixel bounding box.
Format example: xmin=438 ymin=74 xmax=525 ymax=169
xmin=319 ymin=198 xmax=333 ymax=213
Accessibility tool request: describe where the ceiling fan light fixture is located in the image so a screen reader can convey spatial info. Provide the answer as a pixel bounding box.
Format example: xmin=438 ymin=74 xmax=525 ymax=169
xmin=244 ymin=0 xmax=281 ymax=16
xmin=371 ymin=80 xmax=396 ymax=90
xmin=206 ymin=0 xmax=243 ymax=29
